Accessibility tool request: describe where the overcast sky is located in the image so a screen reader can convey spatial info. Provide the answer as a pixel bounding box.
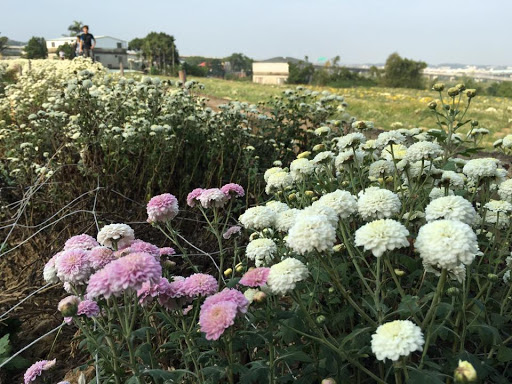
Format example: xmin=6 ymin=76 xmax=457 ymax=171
xmin=2 ymin=0 xmax=511 ymax=66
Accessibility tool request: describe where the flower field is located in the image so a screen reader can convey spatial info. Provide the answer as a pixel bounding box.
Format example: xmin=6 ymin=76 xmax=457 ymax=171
xmin=1 ymin=59 xmax=512 ymax=383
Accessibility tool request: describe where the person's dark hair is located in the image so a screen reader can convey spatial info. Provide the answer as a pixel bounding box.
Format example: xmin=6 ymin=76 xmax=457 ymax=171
xmin=83 ymin=25 xmax=89 ymax=30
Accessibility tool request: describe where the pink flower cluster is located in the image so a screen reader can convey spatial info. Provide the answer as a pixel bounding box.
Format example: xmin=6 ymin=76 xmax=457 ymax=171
xmin=239 ymin=268 xmax=270 ymax=287
xmin=137 ymin=276 xmax=187 ymax=309
xmin=223 ymin=225 xmax=242 ymax=240
xmin=87 ymin=252 xmax=162 ymax=299
xmin=24 ymin=359 xmax=56 ymax=384
xmin=64 ymin=234 xmax=99 ymax=251
xmin=77 ymin=299 xmax=100 ymax=317
xmin=186 ymin=184 xmax=245 ymax=208
xmin=180 ymin=273 xmax=218 ymax=297
xmin=146 ymin=193 xmax=179 ymax=223
xmin=199 ymin=288 xmax=248 ymax=340
xmin=55 ymin=249 xmax=92 ymax=284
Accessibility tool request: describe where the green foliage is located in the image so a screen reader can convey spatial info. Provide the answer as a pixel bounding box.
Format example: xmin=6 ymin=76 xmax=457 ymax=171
xmin=287 ymin=60 xmax=314 ymax=84
xmin=0 ymin=334 xmax=30 ymax=371
xmin=24 ymin=36 xmax=48 ymax=59
xmin=129 ymin=32 xmax=179 ymax=75
xmin=57 ymin=43 xmax=75 ymax=60
xmin=312 ymin=65 xmax=377 ymax=88
xmin=66 ymin=20 xmax=83 ymax=36
xmin=0 ymin=35 xmax=8 ymax=53
xmin=182 ymin=62 xmax=208 ymax=77
xmin=487 ymin=81 xmax=512 ymax=98
xmin=381 ymin=52 xmax=427 ymax=89
xmin=225 ymin=53 xmax=253 ymax=75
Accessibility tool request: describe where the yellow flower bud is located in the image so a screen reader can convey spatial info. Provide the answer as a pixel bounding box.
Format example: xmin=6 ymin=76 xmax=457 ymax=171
xmin=297 ymin=151 xmax=311 ymax=159
xmin=428 ymin=101 xmax=437 ymax=110
xmin=235 ymin=263 xmax=244 ymax=273
xmin=253 ymin=291 xmax=267 ymax=303
xmin=432 ymin=83 xmax=445 ymax=92
xmin=224 ymin=268 xmax=233 ymax=277
xmin=332 ymin=244 xmax=345 ymax=252
xmin=394 ymin=269 xmax=406 ymax=277
xmin=448 ymin=87 xmax=460 ymax=97
xmin=321 ymin=379 xmax=336 ymax=384
xmin=305 ymin=190 xmax=315 ymax=197
xmin=288 ymin=193 xmax=297 ymax=201
xmin=466 ymin=89 xmax=476 ymax=98
xmin=454 ymin=360 xmax=477 ymax=383
xmin=313 ymin=144 xmax=326 ymax=152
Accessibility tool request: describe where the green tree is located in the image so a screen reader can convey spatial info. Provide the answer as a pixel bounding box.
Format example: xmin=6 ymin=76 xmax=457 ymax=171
xmin=58 ymin=43 xmax=75 ymax=59
xmin=128 ymin=37 xmax=144 ymax=51
xmin=287 ymin=60 xmax=314 ymax=84
xmin=0 ymin=34 xmax=8 ymax=53
xmin=24 ymin=37 xmax=48 ymax=59
xmin=67 ymin=21 xmax=83 ymax=36
xmin=134 ymin=32 xmax=179 ymax=75
xmin=381 ymin=52 xmax=427 ymax=89
xmin=225 ymin=53 xmax=253 ymax=74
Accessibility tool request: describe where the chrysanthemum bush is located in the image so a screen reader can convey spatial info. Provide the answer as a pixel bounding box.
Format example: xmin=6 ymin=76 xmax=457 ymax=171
xmin=5 ymin=73 xmax=512 ymax=383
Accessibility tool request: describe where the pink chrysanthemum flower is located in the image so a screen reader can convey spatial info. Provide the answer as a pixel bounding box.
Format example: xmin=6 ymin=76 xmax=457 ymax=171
xmin=55 ymin=249 xmax=91 ymax=284
xmin=220 ymin=183 xmax=245 ymax=199
xmin=181 ymin=273 xmax=218 ymax=297
xmin=87 ymin=252 xmax=161 ymax=299
xmin=159 ymin=247 xmax=176 ymax=257
xmin=223 ymin=226 xmax=242 ymax=240
xmin=239 ymin=268 xmax=270 ymax=287
xmin=147 ymin=193 xmax=179 ymax=223
xmin=187 ymin=188 xmax=204 ymax=207
xmin=88 ymin=246 xmax=116 ymax=270
xmin=64 ymin=234 xmax=99 ymax=251
xmin=24 ymin=359 xmax=56 ymax=384
xmin=202 ymin=288 xmax=249 ymax=314
xmin=137 ymin=277 xmax=171 ymax=305
xmin=77 ymin=299 xmax=100 ymax=317
xmin=158 ymin=276 xmax=187 ymax=309
xmin=198 ymin=188 xmax=229 ymax=209
xmin=126 ymin=239 xmax=161 ymax=259
xmin=199 ymin=301 xmax=238 ymax=340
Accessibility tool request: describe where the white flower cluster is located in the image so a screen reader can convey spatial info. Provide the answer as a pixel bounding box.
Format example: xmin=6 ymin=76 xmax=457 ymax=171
xmin=97 ymin=223 xmax=135 ymax=249
xmin=287 ymin=215 xmax=337 ymax=254
xmin=355 ymin=219 xmax=409 ymax=257
xmin=357 ymin=187 xmax=401 ymax=221
xmin=246 ymin=238 xmax=278 ymax=267
xmin=267 ymin=258 xmax=309 ymax=295
xmin=371 ymin=320 xmax=424 ymax=361
xmin=239 ymin=206 xmax=276 ymax=230
xmin=425 ymin=196 xmax=477 ymax=225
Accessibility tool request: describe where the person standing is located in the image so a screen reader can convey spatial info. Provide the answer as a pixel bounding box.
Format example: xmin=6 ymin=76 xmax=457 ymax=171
xmin=79 ymin=25 xmax=96 ymax=61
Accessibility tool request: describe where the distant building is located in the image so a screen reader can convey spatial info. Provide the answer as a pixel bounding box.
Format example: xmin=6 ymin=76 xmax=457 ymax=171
xmin=252 ymin=57 xmax=299 ymax=85
xmin=46 ymin=36 xmax=128 ymax=69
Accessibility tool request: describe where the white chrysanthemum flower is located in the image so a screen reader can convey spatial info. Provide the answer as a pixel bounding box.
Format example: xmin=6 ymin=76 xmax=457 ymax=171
xmin=275 ymin=209 xmax=300 ymax=232
xmin=337 ymin=132 xmax=366 ymax=149
xmin=371 ymin=320 xmax=424 ymax=361
xmin=357 ymin=187 xmax=401 ymax=221
xmin=266 ymin=201 xmax=290 ymax=214
xmin=239 ymin=206 xmax=276 ymax=230
xmin=429 ymin=187 xmax=454 ymax=200
xmin=297 ymin=205 xmax=338 ymax=228
xmin=314 ymin=126 xmax=331 ymax=136
xmin=485 ymin=199 xmax=512 ymax=213
xmin=380 ymin=144 xmax=407 ymax=161
xmin=43 ymin=255 xmax=59 ymax=284
xmin=265 ymin=171 xmax=293 ymax=194
xmin=369 ymin=160 xmax=395 ymax=179
xmin=405 ymin=141 xmax=443 ymax=162
xmin=267 ymin=258 xmax=309 ymax=295
xmin=335 ymin=149 xmax=365 ymax=169
xmin=405 ymin=160 xmax=440 ymax=179
xmin=425 ymin=196 xmax=477 ymax=225
xmin=440 ymin=171 xmax=466 ymax=189
xmin=246 ymin=238 xmax=278 ymax=267
xmin=463 ymin=158 xmax=499 ymax=179
xmin=312 ymin=190 xmax=358 ymax=219
xmin=290 ymin=158 xmax=315 ymax=181
xmin=375 ymin=131 xmax=406 ymax=148
xmin=360 ymin=139 xmax=377 ymax=151
xmin=484 ymin=200 xmax=511 ymax=228
xmin=264 ymin=167 xmax=284 ymax=182
xmin=415 ymin=220 xmax=480 ymax=269
xmin=498 ymin=179 xmax=512 ymax=202
xmin=97 ymin=223 xmax=135 ymax=249
xmin=503 ymin=134 xmax=512 ymax=148
xmin=311 ymin=151 xmax=334 ymax=165
xmin=504 ymin=270 xmax=511 ymax=284
xmin=354 ymin=219 xmax=409 ymax=257
xmin=287 ymin=215 xmax=337 ymax=254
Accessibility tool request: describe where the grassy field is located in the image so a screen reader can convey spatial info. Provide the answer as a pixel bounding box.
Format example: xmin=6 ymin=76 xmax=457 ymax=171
xmin=187 ymin=77 xmax=512 ymax=148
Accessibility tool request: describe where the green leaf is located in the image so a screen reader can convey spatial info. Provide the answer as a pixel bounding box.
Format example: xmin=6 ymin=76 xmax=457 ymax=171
xmin=407 ymin=368 xmax=444 ymax=384
xmin=143 ymin=369 xmax=197 ymax=381
xmin=275 ymin=350 xmax=313 ymax=364
xmin=131 ymin=326 xmax=155 ymax=341
xmin=497 ymin=346 xmax=512 ymax=362
xmin=135 ymin=343 xmax=153 ymax=365
xmin=0 ymin=334 xmax=11 ymax=356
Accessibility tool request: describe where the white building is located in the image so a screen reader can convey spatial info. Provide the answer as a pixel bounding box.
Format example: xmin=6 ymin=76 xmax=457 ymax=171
xmin=253 ymin=57 xmax=296 ymax=85
xmin=46 ymin=36 xmax=128 ymax=69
